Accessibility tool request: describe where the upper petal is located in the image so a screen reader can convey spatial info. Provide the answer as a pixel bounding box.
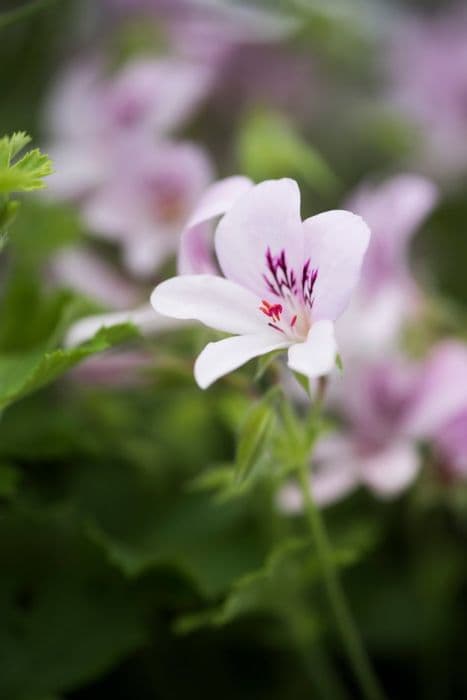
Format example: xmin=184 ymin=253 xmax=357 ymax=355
xmin=194 ymin=334 xmax=289 ymax=389
xmin=151 ymin=274 xmax=268 ymax=335
xmin=302 ymin=210 xmax=371 ymax=321
xmin=215 ymin=178 xmax=303 ymax=296
xmin=287 ymin=320 xmax=337 ymax=379
xmin=178 ymin=175 xmax=254 ymax=275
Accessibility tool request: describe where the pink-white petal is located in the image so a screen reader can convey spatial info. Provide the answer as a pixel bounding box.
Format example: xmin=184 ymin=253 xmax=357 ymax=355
xmin=302 ymin=210 xmax=371 ymax=321
xmin=406 ymin=341 xmax=467 ymax=437
xmin=107 ymin=58 xmax=214 ymax=134
xmin=51 ymin=247 xmax=139 ymax=309
xmin=215 ymin=178 xmax=303 ymax=295
xmin=65 ymin=305 xmax=180 ymax=347
xmin=194 ymin=334 xmax=289 ymax=389
xmin=287 ymin=320 xmax=337 ymax=378
xmin=348 ymin=174 xmax=438 ymax=260
xmin=151 ymin=274 xmax=268 ymax=335
xmin=178 ymin=175 xmax=254 ymax=275
xmin=361 ymin=441 xmax=420 ymax=497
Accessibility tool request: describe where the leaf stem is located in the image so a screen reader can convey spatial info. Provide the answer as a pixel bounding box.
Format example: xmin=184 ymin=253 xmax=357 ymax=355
xmin=296 ymin=458 xmax=386 ymax=700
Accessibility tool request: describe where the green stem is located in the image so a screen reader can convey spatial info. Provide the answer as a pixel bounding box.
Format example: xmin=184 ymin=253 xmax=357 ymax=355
xmin=296 ymin=459 xmax=386 ymax=700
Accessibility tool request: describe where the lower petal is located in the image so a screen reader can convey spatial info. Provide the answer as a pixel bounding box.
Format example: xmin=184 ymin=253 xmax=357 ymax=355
xmin=362 ymin=442 xmax=420 ymax=497
xmin=194 ymin=334 xmax=289 ymax=389
xmin=287 ymin=320 xmax=337 ymax=378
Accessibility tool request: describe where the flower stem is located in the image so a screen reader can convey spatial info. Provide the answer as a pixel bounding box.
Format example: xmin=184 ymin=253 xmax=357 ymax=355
xmin=296 ymin=460 xmax=386 ymax=700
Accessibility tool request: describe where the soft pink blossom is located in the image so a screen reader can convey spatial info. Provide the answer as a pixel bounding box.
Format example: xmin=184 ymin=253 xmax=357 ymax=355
xmin=83 ymin=137 xmax=213 ymax=277
xmin=45 ymin=56 xmax=213 ymax=201
xmin=280 ymin=340 xmax=467 ymax=510
xmin=151 ymin=178 xmax=371 ymax=388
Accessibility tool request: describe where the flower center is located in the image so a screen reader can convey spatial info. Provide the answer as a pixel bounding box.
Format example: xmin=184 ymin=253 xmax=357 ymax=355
xmin=259 ymin=247 xmax=318 ymax=340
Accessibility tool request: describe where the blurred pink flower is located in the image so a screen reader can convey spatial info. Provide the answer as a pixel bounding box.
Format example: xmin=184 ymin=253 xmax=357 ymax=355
xmin=388 ymin=6 xmax=467 ymax=175
xmin=83 ymin=137 xmax=213 ymax=277
xmin=152 ymin=178 xmax=370 ymax=388
xmin=336 ymin=174 xmax=438 ymax=361
xmin=105 ymin=0 xmax=299 ymax=64
xmin=45 ymin=56 xmax=213 ymax=200
xmin=407 ymin=341 xmax=467 ymax=480
xmin=280 ymin=340 xmax=467 ymax=510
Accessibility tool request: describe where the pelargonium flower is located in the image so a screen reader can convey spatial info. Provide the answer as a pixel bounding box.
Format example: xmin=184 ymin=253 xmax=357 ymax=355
xmin=151 ymin=178 xmax=371 ymax=388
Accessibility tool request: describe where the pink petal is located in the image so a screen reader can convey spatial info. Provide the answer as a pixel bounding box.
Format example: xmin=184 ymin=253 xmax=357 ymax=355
xmin=65 ymin=305 xmax=179 ymax=347
xmin=194 ymin=334 xmax=289 ymax=389
xmin=361 ymin=442 xmax=420 ymax=497
xmin=151 ymin=274 xmax=269 ymax=335
xmin=313 ymin=433 xmax=360 ymax=505
xmin=215 ymin=178 xmax=303 ymax=296
xmin=302 ymin=210 xmax=371 ymax=321
xmin=107 ymin=58 xmax=214 ymax=134
xmin=178 ymin=175 xmax=254 ymax=275
xmin=407 ymin=341 xmax=467 ymax=437
xmin=51 ymin=247 xmax=139 ymax=309
xmin=348 ymin=174 xmax=438 ymax=292
xmin=287 ymin=320 xmax=337 ymax=378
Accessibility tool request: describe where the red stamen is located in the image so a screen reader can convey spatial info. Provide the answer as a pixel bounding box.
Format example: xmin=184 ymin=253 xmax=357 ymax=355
xmin=260 ymin=300 xmax=283 ymax=321
xmin=290 ymin=315 xmax=297 ymax=328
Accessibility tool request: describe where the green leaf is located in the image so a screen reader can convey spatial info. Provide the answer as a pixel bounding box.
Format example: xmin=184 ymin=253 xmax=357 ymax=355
xmin=235 ymin=392 xmax=277 ymax=485
xmin=0 ymin=132 xmax=53 ymax=195
xmin=174 ymin=538 xmax=317 ymax=635
xmin=0 ymin=508 xmax=149 ymax=699
xmin=0 ymin=132 xmax=31 ymax=167
xmin=85 ymin=488 xmax=269 ymax=596
xmin=237 ymin=110 xmax=337 ymax=194
xmin=9 ymin=199 xmax=84 ymax=263
xmin=0 ymin=322 xmax=139 ymax=411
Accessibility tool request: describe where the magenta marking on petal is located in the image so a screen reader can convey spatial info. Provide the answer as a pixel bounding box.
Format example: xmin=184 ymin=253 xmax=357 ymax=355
xmin=268 ymin=322 xmax=285 ymax=334
xmin=263 ymin=247 xmax=298 ymax=298
xmin=301 ymin=259 xmax=318 ymax=309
